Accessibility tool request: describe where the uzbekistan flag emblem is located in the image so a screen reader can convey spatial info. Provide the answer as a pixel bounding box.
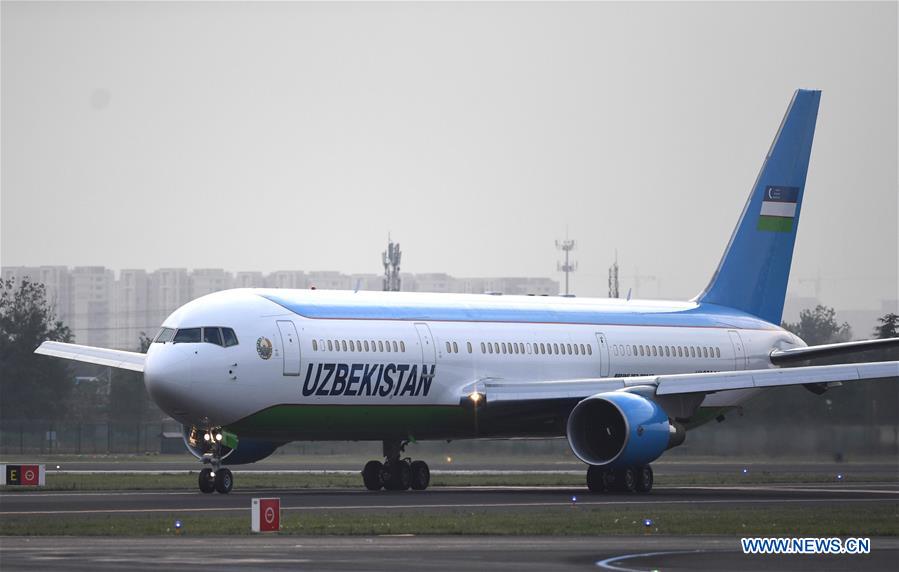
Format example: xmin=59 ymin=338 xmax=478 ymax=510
xmin=757 ymin=186 xmax=799 ymax=232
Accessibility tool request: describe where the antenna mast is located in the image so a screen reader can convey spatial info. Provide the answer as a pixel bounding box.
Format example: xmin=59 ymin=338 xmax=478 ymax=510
xmin=382 ymin=235 xmax=402 ymax=292
xmin=555 ymin=232 xmax=577 ymax=296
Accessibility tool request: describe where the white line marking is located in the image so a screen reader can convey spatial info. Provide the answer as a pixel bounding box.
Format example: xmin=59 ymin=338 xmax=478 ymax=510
xmin=596 ymin=550 xmax=709 ymax=571
xmin=0 ymin=496 xmax=892 ymax=517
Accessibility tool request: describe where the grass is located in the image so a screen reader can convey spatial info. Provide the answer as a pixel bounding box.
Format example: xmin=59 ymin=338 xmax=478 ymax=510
xmin=1 ymin=470 xmax=889 ymax=492
xmin=2 ymin=504 xmax=897 ymax=537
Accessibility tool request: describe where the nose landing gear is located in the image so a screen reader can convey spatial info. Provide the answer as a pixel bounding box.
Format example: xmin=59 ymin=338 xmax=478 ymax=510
xmin=361 ymin=440 xmax=431 ymax=491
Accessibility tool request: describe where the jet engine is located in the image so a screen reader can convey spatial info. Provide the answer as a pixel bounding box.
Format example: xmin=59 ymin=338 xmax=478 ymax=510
xmin=566 ymin=390 xmax=684 ymax=468
xmin=181 ymin=425 xmax=282 ymax=465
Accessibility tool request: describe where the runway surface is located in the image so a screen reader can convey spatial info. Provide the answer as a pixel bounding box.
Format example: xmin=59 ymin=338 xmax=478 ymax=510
xmin=9 ymin=458 xmax=898 ymax=477
xmin=2 ymin=483 xmax=896 ymax=516
xmin=2 ymin=535 xmax=897 ymax=571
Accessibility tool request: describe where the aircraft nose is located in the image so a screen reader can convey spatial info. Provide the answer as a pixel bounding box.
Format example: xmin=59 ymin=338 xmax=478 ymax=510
xmin=144 ymin=345 xmax=196 ymax=422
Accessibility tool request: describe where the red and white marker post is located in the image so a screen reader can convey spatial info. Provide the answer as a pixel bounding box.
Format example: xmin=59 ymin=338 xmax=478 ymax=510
xmin=251 ymin=497 xmax=280 ymax=532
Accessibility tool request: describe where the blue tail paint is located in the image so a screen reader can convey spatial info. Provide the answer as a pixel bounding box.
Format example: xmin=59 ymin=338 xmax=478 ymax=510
xmin=696 ymin=89 xmax=821 ymax=325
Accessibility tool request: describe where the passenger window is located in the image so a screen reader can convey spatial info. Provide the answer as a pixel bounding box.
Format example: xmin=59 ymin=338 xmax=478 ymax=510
xmin=400 ymin=341 xmax=406 ymax=352
xmin=377 ymin=341 xmax=383 ymax=352
xmin=453 ymin=342 xmax=458 ymax=354
xmin=494 ymin=342 xmax=500 ymax=354
xmin=481 ymin=342 xmax=486 ymax=353
xmin=488 ymin=343 xmax=494 ymax=354
xmin=639 ymin=346 xmax=645 ymax=357
xmin=501 ymin=342 xmax=507 ymax=354
xmin=677 ymin=347 xmax=682 ymax=357
xmin=446 ymin=341 xmax=452 ymax=353
xmin=715 ymin=347 xmax=721 ymax=358
xmin=312 ymin=339 xmax=318 ymax=351
xmin=357 ymin=340 xmax=362 ymax=351
xmin=349 ymin=340 xmax=356 ymax=352
xmin=664 ymin=346 xmax=670 ymax=357
xmin=173 ymin=328 xmax=201 ymax=343
xmin=341 ymin=340 xmax=347 ymax=352
xmin=392 ymin=341 xmax=398 ymax=352
xmin=626 ymin=345 xmax=631 ymax=356
xmin=385 ymin=340 xmax=391 ymax=352
xmin=539 ymin=343 xmax=545 ymax=354
xmin=703 ymin=347 xmax=709 ymax=358
xmin=553 ymin=343 xmax=559 ymax=354
xmin=364 ymin=340 xmax=370 ymax=352
xmin=612 ymin=345 xmax=617 ymax=356
xmin=328 ymin=340 xmax=334 ymax=351
xmin=652 ymin=346 xmax=657 ymax=357
xmin=587 ymin=345 xmax=592 ymax=355
xmin=690 ymin=347 xmax=696 ymax=357
xmin=467 ymin=341 xmax=472 ymax=353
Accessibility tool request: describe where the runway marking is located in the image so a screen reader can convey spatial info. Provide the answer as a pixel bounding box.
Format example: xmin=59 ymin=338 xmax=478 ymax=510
xmin=3 ymin=483 xmax=895 ymax=499
xmin=596 ymin=549 xmax=711 ymax=571
xmin=1 ymin=496 xmax=894 ymax=517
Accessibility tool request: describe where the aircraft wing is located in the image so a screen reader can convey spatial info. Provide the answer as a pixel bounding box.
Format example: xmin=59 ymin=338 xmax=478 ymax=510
xmin=470 ymin=361 xmax=898 ymax=403
xmin=34 ymin=341 xmax=146 ymax=373
xmin=770 ymin=337 xmax=899 ymax=366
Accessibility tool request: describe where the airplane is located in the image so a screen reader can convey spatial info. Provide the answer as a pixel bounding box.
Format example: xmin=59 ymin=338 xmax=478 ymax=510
xmin=35 ymin=89 xmax=898 ymax=495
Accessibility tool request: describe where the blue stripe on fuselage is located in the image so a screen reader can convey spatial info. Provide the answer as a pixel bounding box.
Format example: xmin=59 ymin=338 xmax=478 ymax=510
xmin=259 ymin=293 xmax=778 ymax=330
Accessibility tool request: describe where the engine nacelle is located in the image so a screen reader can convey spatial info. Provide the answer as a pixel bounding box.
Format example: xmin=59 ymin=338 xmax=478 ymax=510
xmin=566 ymin=390 xmax=680 ymax=468
xmin=181 ymin=425 xmax=282 ymax=465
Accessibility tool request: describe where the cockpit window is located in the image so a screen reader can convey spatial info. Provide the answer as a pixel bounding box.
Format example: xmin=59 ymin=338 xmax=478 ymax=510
xmin=173 ymin=328 xmax=201 ymax=343
xmin=222 ymin=328 xmax=238 ymax=347
xmin=154 ymin=328 xmax=176 ymax=343
xmin=203 ymin=327 xmax=223 ymax=346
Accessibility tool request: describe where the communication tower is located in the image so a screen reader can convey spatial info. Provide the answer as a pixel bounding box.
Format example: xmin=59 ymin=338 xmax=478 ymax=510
xmin=382 ymin=236 xmax=402 ymax=292
xmin=608 ymin=251 xmax=619 ymax=298
xmin=556 ymin=235 xmax=577 ymax=296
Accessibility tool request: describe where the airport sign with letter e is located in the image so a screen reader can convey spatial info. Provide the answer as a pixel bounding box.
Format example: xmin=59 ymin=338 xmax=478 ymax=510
xmin=1 ymin=464 xmax=46 ymax=486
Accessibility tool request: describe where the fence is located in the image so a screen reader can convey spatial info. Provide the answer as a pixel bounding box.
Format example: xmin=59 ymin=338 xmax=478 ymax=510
xmin=1 ymin=420 xmax=897 ymax=458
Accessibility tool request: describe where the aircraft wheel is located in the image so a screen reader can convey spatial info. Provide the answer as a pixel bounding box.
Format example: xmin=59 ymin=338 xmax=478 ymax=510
xmin=362 ymin=460 xmax=384 ymax=491
xmin=410 ymin=460 xmax=430 ymax=490
xmin=381 ymin=460 xmax=412 ymax=491
xmin=614 ymin=467 xmax=636 ymax=493
xmin=214 ymin=468 xmax=234 ymax=494
xmin=635 ymin=465 xmax=653 ymax=493
xmin=198 ymin=468 xmax=215 ymax=493
xmin=586 ymin=465 xmax=607 ymax=493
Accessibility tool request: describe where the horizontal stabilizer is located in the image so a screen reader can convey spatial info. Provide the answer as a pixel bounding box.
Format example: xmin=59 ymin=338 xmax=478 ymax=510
xmin=34 ymin=341 xmax=146 ymax=373
xmin=770 ymin=338 xmax=899 ymax=366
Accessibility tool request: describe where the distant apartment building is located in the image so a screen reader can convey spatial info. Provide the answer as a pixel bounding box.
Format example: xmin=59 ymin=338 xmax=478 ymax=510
xmin=114 ymin=269 xmax=149 ymax=349
xmin=2 ymin=265 xmax=561 ymax=349
xmin=190 ymin=268 xmax=233 ymax=298
xmin=265 ymin=270 xmax=307 ymax=289
xmin=70 ymin=266 xmax=115 ymax=349
xmin=234 ymin=271 xmax=265 ymax=288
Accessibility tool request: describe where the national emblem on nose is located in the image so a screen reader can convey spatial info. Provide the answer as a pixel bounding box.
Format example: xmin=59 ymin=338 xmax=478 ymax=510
xmin=256 ymin=337 xmax=272 ymax=360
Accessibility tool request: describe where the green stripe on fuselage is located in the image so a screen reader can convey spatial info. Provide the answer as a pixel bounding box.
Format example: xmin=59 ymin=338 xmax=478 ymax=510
xmin=757 ymin=215 xmax=793 ymax=232
xmin=227 ymin=404 xmax=479 ymax=441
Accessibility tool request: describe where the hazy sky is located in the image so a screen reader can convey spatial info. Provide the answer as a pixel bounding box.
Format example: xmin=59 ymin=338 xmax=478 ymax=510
xmin=2 ymin=1 xmax=896 ymax=309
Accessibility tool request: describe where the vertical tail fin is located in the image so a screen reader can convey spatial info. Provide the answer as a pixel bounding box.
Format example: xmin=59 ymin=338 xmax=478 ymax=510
xmin=696 ymin=89 xmax=821 ymax=324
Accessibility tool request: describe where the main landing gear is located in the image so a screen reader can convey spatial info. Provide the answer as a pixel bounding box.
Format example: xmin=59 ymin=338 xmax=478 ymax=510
xmin=586 ymin=464 xmax=653 ymax=493
xmin=362 ymin=440 xmax=431 ymax=491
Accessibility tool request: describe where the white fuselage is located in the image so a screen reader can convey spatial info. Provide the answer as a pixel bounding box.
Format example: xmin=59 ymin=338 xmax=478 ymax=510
xmin=143 ymin=289 xmax=802 ymax=438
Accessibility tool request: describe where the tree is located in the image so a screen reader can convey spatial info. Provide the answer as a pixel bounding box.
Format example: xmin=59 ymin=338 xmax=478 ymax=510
xmin=0 ymin=277 xmax=73 ymax=421
xmin=873 ymin=313 xmax=898 ymax=339
xmin=782 ymin=304 xmax=852 ymax=345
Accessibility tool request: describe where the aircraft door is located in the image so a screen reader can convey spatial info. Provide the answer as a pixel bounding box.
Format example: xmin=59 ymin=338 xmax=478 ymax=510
xmin=277 ymin=320 xmax=301 ymax=376
xmin=594 ymin=332 xmax=611 ymax=377
xmin=414 ymin=323 xmax=436 ymax=369
xmin=728 ymin=330 xmax=747 ymax=371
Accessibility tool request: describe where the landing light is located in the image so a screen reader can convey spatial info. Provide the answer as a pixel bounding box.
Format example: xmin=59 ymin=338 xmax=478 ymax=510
xmin=174 ymin=520 xmax=182 ymax=530
xmin=203 ymin=433 xmax=211 ymax=442
xmin=215 ymin=433 xmax=223 ymax=442
xmin=643 ymin=518 xmax=654 ymax=528
xmin=469 ymin=392 xmax=484 ymax=404
xmin=210 ymin=471 xmax=216 ymax=478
